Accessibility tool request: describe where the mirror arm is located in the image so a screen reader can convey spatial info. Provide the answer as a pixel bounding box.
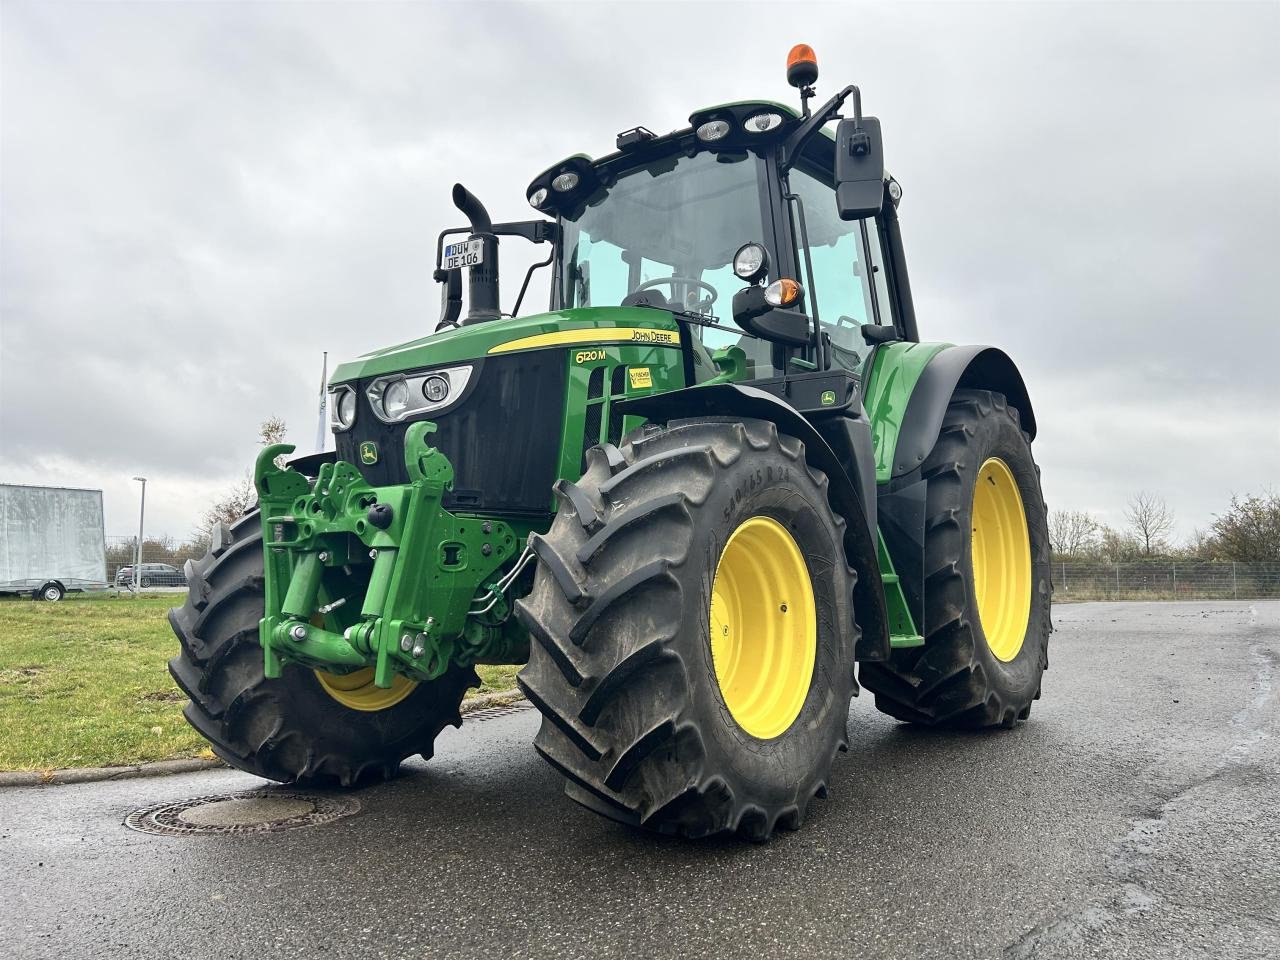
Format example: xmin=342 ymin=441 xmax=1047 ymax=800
xmin=780 ymin=84 xmax=859 ymax=170
xmin=490 ymin=219 xmax=561 ymax=245
xmin=433 ymin=220 xmax=559 ymax=273
xmin=512 ymin=248 xmax=555 ymax=318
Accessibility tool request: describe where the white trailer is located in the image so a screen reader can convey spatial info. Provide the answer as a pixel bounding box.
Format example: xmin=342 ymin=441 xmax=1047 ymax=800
xmin=0 ymin=483 xmax=108 ymax=600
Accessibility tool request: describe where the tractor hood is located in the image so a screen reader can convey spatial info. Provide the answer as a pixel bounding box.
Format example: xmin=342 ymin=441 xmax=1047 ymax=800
xmin=331 ymin=307 xmax=683 ymax=385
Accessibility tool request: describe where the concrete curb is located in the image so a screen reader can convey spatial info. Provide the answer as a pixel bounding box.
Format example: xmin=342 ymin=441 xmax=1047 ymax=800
xmin=0 ymin=688 xmax=527 ymax=788
xmin=0 ymin=757 xmax=224 ymax=788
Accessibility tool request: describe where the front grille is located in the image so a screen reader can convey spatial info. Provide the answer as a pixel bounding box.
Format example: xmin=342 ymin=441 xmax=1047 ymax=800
xmin=336 ymin=350 xmax=567 ymax=517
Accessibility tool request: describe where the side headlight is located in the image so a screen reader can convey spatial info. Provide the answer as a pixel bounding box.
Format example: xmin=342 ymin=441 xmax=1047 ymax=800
xmin=367 ymin=364 xmax=474 ymax=424
xmin=329 ymin=385 xmax=357 ymax=432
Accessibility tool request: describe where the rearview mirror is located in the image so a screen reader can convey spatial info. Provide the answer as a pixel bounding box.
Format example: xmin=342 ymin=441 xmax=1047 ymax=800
xmin=834 ymin=116 xmax=884 ymax=220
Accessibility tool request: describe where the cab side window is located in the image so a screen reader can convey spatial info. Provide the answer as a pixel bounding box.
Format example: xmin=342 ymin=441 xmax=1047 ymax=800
xmin=789 ymin=164 xmax=890 ymax=372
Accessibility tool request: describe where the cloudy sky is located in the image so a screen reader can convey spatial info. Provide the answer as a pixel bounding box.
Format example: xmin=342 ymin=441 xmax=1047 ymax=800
xmin=2 ymin=0 xmax=1277 ymax=543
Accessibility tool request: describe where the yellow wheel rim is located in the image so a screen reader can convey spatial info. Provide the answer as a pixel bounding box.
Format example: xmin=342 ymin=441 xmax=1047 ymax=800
xmin=708 ymin=516 xmax=817 ymax=740
xmin=971 ymin=457 xmax=1032 ymax=662
xmin=314 ymin=667 xmax=418 ymax=712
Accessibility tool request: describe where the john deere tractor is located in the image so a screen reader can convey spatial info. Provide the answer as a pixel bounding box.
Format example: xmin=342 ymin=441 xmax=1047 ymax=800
xmin=170 ymin=46 xmax=1050 ymax=840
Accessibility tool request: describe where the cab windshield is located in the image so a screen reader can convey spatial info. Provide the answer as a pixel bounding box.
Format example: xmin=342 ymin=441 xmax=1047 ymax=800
xmin=558 ymin=151 xmax=778 ymax=373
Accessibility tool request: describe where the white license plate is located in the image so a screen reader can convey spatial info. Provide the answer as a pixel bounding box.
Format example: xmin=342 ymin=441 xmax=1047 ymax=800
xmin=442 ymin=239 xmax=484 ymax=270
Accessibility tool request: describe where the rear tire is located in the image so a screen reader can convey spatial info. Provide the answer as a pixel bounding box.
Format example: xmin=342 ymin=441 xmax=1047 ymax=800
xmin=168 ymin=510 xmax=477 ymax=785
xmin=516 ymin=418 xmax=857 ymax=840
xmin=861 ymin=390 xmax=1050 ymax=728
xmin=37 ymin=582 xmax=64 ymax=602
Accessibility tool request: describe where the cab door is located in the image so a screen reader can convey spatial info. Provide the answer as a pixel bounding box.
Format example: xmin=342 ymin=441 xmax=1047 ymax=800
xmin=784 ymin=159 xmax=898 ymax=374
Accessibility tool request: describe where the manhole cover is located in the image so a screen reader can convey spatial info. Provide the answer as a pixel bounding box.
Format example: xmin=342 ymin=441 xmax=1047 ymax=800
xmin=124 ymin=791 xmax=360 ymax=836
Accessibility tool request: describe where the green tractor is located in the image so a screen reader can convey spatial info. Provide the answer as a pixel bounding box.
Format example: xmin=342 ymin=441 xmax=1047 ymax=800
xmin=170 ymin=46 xmax=1050 ymax=840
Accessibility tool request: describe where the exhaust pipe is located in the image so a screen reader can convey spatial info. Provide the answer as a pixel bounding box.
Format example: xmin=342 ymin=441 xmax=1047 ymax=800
xmin=452 ymin=183 xmax=500 ymax=324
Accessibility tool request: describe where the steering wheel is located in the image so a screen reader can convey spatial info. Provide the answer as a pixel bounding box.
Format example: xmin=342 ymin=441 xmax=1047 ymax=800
xmin=634 ymin=276 xmax=718 ymax=312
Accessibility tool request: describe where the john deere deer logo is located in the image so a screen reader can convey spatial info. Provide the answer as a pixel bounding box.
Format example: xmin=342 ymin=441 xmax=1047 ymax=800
xmin=359 ymin=441 xmax=378 ymax=465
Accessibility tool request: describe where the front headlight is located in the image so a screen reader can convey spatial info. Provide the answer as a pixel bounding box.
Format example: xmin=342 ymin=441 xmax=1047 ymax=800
xmin=382 ymin=378 xmax=411 ymax=419
xmin=367 ymin=364 xmax=474 ymax=423
xmin=329 ymin=385 xmax=357 ymax=432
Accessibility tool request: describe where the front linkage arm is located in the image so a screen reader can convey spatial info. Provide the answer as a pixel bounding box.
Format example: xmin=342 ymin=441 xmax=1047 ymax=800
xmin=254 ymin=422 xmax=527 ymax=690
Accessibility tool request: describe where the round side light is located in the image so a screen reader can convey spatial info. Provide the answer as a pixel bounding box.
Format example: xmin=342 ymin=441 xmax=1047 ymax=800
xmin=528 ymin=187 xmax=548 ymax=208
xmin=732 ymin=242 xmax=769 ymax=283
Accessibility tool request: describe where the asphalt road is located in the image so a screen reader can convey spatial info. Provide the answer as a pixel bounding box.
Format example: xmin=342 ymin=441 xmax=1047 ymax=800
xmin=2 ymin=602 xmax=1277 ymax=960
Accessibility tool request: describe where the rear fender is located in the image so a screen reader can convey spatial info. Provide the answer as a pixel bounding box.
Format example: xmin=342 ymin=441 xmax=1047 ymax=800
xmin=619 ymin=384 xmax=890 ymax=662
xmin=874 ymin=345 xmax=1036 ymax=631
xmin=889 ymin=345 xmax=1036 ymax=481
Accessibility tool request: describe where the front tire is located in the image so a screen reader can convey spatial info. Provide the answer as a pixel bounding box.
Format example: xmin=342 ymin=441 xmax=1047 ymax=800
xmin=861 ymin=390 xmax=1051 ymax=727
xmin=168 ymin=510 xmax=477 ymax=785
xmin=516 ymin=418 xmax=857 ymax=840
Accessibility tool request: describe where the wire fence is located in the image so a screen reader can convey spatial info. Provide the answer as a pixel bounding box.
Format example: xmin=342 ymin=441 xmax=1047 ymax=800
xmin=1054 ymin=561 xmax=1280 ymax=601
xmin=99 ymin=536 xmax=1280 ymax=601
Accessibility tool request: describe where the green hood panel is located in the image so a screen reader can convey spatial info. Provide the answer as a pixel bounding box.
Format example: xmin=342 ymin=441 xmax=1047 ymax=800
xmin=332 ymin=307 xmax=682 ymax=384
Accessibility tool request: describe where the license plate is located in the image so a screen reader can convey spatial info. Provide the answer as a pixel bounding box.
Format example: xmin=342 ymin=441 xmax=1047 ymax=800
xmin=442 ymin=239 xmax=484 ymax=270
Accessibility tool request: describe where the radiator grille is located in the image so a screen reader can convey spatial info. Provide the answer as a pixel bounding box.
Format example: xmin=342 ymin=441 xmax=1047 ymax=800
xmin=335 ymin=351 xmax=566 ymax=517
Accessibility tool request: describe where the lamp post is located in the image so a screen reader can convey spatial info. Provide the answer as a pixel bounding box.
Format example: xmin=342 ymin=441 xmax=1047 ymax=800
xmin=132 ymin=476 xmax=146 ymax=596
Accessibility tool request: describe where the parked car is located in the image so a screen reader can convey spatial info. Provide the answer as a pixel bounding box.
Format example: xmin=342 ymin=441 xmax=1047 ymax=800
xmin=115 ymin=562 xmax=186 ymax=588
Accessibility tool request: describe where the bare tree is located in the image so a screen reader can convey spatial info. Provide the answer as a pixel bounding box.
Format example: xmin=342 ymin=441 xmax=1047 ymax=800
xmin=1124 ymin=491 xmax=1175 ymax=557
xmin=260 ymin=415 xmax=289 ymax=468
xmin=201 ymin=476 xmax=256 ymax=535
xmin=1099 ymin=525 xmax=1143 ymax=563
xmin=199 ymin=417 xmax=288 ymax=536
xmin=1209 ymin=490 xmax=1280 ymax=562
xmin=260 ymin=415 xmax=287 ymax=446
xmin=1049 ymin=509 xmax=1102 ymax=557
xmin=1176 ymin=527 xmax=1216 ymax=560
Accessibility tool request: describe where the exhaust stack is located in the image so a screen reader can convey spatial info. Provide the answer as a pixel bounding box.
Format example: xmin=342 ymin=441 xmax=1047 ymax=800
xmin=452 ymin=184 xmax=501 ymax=324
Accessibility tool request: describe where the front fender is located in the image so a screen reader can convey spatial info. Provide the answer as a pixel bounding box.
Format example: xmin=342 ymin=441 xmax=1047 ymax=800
xmin=619 ymin=383 xmax=890 ymax=662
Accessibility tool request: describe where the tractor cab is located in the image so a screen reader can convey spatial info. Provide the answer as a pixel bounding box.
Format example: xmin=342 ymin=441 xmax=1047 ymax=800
xmin=536 ymin=108 xmax=907 ymax=387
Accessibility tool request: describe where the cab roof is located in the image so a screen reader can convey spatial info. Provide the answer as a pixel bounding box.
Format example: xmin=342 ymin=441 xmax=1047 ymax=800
xmin=523 ymin=97 xmax=897 ymax=226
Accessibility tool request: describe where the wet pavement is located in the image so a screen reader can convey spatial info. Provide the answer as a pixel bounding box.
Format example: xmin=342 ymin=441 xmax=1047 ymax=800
xmin=2 ymin=602 xmax=1277 ymax=959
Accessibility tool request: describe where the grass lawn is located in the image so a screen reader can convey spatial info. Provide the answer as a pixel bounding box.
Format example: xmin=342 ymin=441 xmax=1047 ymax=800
xmin=0 ymin=595 xmax=520 ymax=772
